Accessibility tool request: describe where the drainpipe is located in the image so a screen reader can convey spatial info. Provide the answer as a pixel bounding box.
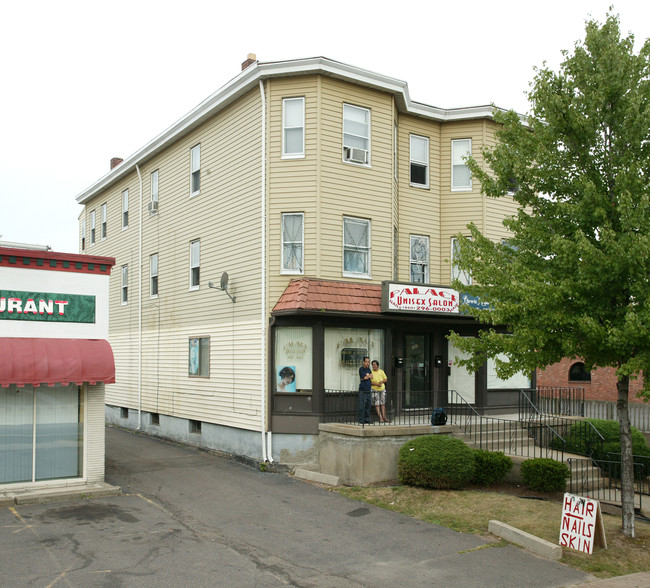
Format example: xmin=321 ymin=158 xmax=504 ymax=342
xmin=136 ymin=164 xmax=143 ymax=430
xmin=259 ymin=79 xmax=269 ymax=462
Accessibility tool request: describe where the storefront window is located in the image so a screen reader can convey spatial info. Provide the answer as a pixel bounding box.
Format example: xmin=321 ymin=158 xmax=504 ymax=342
xmin=324 ymin=328 xmax=384 ymax=391
xmin=0 ymin=384 xmax=83 ymax=484
xmin=487 ymin=354 xmax=531 ymax=389
xmin=274 ymin=327 xmax=312 ymax=392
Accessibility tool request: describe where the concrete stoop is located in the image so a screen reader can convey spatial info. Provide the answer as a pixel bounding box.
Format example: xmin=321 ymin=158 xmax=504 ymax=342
xmin=0 ymin=482 xmax=122 ymax=507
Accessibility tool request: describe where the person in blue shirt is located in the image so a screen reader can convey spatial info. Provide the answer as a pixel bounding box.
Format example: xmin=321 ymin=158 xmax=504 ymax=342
xmin=358 ymin=356 xmax=372 ymax=424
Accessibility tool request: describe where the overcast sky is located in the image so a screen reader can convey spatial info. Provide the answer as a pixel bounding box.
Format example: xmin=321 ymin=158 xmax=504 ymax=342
xmin=1 ymin=1 xmax=648 ymax=253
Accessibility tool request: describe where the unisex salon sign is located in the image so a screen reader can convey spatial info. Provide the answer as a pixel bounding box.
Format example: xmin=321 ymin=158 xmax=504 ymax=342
xmin=0 ymin=290 xmax=95 ymax=323
xmin=382 ymin=282 xmax=459 ymax=314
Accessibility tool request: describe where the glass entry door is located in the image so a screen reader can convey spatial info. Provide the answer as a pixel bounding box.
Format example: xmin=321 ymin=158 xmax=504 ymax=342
xmin=404 ymin=334 xmax=429 ymax=408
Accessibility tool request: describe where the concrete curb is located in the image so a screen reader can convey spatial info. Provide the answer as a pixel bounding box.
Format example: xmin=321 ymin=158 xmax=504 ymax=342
xmin=1 ymin=483 xmax=122 ymax=507
xmin=294 ymin=468 xmax=341 ymax=486
xmin=489 ymin=519 xmax=562 ymax=560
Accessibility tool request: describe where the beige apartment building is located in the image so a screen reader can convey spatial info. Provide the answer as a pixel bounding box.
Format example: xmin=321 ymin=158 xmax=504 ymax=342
xmin=75 ymin=56 xmax=528 ymax=465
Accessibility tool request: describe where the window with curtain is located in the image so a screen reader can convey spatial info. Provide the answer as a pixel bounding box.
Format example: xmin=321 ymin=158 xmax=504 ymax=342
xmin=343 ymin=216 xmax=371 ymax=277
xmin=281 ymin=213 xmax=304 ymax=274
xmin=451 ymin=138 xmax=472 ymax=190
xmin=274 ymin=326 xmax=313 ymax=392
xmin=282 ymin=97 xmax=305 ymax=158
xmin=324 ymin=328 xmax=383 ymax=391
xmin=410 ymin=235 xmax=429 ymax=283
xmin=343 ymin=104 xmax=370 ymax=164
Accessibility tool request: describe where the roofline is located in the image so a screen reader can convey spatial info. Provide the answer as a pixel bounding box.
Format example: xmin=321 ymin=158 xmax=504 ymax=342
xmin=76 ymin=56 xmax=512 ymax=204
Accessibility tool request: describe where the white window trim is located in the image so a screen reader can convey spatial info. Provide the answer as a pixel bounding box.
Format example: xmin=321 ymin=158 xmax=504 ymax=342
xmin=151 ymin=169 xmax=159 ymax=203
xmin=451 ymin=138 xmax=472 ymax=192
xmin=394 ymin=124 xmax=398 ymax=183
xmin=410 ymin=134 xmax=429 ymax=188
xmin=122 ymin=189 xmax=129 ymax=230
xmin=121 ymin=264 xmax=128 ymax=305
xmin=410 ymin=234 xmax=430 ymax=283
xmin=282 ymin=97 xmax=305 ymax=159
xmin=101 ymin=203 xmax=107 ymax=241
xmin=342 ymin=103 xmax=371 ymax=167
xmin=150 ymin=253 xmax=159 ymax=299
xmin=342 ymin=216 xmax=372 ymax=279
xmin=90 ymin=210 xmax=96 ymax=246
xmin=281 ymin=212 xmax=304 ymax=275
xmin=451 ymin=237 xmax=472 ymax=286
xmin=189 ymin=239 xmax=200 ymax=291
xmin=81 ymin=218 xmax=86 ymax=251
xmin=190 ymin=144 xmax=200 ymax=197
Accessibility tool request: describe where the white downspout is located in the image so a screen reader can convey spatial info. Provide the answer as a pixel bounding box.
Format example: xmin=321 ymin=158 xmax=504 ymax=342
xmin=136 ymin=164 xmax=143 ymax=429
xmin=259 ymin=79 xmax=269 ymax=462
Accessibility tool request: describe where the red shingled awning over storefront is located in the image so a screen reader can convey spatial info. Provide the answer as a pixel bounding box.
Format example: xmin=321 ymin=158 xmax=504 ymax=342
xmin=0 ymin=338 xmax=115 ymax=387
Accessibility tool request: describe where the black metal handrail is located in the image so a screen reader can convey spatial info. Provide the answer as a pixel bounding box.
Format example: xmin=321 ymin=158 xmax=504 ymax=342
xmin=528 ymin=386 xmax=585 ymax=417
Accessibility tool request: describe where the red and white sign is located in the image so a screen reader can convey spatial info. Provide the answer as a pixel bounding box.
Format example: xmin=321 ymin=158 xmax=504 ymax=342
xmin=386 ymin=284 xmax=459 ymax=314
xmin=559 ymin=493 xmax=607 ymax=554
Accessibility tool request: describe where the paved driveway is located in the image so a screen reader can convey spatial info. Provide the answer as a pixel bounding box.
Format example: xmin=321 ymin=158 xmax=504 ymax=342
xmin=0 ymin=427 xmax=592 ymax=587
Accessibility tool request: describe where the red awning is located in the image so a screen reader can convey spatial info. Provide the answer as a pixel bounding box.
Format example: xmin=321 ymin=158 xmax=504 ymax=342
xmin=0 ymin=338 xmax=115 ymax=387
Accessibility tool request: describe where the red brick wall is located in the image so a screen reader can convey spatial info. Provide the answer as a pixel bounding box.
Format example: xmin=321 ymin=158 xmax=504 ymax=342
xmin=536 ymin=359 xmax=647 ymax=404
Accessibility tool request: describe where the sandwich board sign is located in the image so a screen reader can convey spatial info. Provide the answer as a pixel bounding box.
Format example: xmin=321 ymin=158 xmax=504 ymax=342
xmin=559 ymin=493 xmax=607 ymax=554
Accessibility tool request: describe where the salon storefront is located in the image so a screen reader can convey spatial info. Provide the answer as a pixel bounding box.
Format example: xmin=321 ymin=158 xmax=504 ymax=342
xmin=270 ymin=279 xmax=531 ymax=434
xmin=0 ymin=246 xmax=115 ymax=490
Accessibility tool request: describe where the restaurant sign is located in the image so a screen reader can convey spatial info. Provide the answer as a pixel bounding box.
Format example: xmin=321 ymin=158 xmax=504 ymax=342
xmin=0 ymin=290 xmax=96 ymax=323
xmin=382 ymin=282 xmax=459 ymax=314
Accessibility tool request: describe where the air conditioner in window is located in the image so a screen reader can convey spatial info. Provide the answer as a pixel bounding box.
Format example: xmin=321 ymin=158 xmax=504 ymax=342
xmin=148 ymin=201 xmax=158 ymax=214
xmin=344 ymin=146 xmax=368 ymax=164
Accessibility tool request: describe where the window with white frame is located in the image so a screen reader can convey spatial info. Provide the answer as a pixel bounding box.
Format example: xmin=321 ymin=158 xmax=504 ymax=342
xmin=343 ymin=216 xmax=371 ymax=277
xmin=189 ymin=239 xmax=200 ymax=289
xmin=410 ymin=235 xmax=429 ymax=283
xmin=282 ymin=97 xmax=305 ymax=158
xmin=190 ymin=144 xmax=201 ymax=196
xmin=101 ymin=203 xmax=107 ymax=239
xmin=90 ymin=210 xmax=96 ymax=245
xmin=121 ymin=265 xmax=128 ymax=304
xmin=410 ymin=135 xmax=429 ymax=187
xmin=151 ymin=169 xmax=159 ymax=204
xmin=394 ymin=124 xmax=398 ymax=182
xmin=343 ymin=104 xmax=370 ymax=165
xmin=150 ymin=253 xmax=158 ymax=298
xmin=81 ymin=218 xmax=86 ymax=251
xmin=281 ymin=213 xmax=304 ymax=273
xmin=189 ymin=337 xmax=209 ymax=377
xmin=451 ymin=237 xmax=472 ymax=285
xmin=122 ymin=189 xmax=129 ymax=229
xmin=451 ymin=139 xmax=472 ymax=191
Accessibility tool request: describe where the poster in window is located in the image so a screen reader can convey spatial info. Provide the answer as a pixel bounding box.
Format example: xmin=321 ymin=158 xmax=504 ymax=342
xmin=277 ymin=366 xmax=296 ymax=392
xmin=189 ymin=338 xmax=199 ymax=375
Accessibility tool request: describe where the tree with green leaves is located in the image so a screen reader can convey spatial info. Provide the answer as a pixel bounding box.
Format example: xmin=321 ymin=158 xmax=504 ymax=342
xmin=450 ymin=13 xmax=650 ymax=538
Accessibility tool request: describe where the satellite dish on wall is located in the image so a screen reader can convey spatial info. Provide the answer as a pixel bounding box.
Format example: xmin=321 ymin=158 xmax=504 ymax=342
xmin=220 ymin=272 xmax=229 ymax=291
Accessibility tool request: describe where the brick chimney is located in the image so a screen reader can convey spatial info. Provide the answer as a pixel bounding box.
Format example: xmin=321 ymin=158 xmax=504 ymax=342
xmin=110 ymin=157 xmax=123 ymax=170
xmin=241 ymin=53 xmax=257 ymax=71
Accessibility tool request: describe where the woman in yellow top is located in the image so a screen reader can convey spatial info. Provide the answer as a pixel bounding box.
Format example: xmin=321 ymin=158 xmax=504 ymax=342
xmin=370 ymin=360 xmax=389 ymax=423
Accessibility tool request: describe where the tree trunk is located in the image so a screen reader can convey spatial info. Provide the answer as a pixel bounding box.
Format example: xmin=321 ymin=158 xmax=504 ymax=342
xmin=616 ymin=375 xmax=635 ymax=538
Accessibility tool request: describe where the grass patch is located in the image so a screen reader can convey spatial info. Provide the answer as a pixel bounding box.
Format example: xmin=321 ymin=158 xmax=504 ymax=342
xmin=335 ymin=485 xmax=650 ymax=579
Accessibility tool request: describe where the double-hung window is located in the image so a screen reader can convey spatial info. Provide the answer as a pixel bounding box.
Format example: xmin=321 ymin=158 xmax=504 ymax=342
xmin=81 ymin=218 xmax=86 ymax=251
xmin=122 ymin=189 xmax=129 ymax=229
xmin=121 ymin=265 xmax=128 ymax=304
xmin=101 ymin=203 xmax=107 ymax=240
xmin=190 ymin=144 xmax=201 ymax=196
xmin=451 ymin=139 xmax=472 ymax=191
xmin=410 ymin=135 xmax=429 ymax=187
xmin=282 ymin=98 xmax=305 ymax=158
xmin=90 ymin=210 xmax=96 ymax=245
xmin=451 ymin=237 xmax=472 ymax=285
xmin=281 ymin=213 xmax=304 ymax=274
xmin=343 ymin=216 xmax=371 ymax=278
xmin=150 ymin=253 xmax=159 ymax=298
xmin=190 ymin=239 xmax=200 ymax=290
xmin=343 ymin=104 xmax=370 ymax=165
xmin=151 ymin=170 xmax=159 ymax=212
xmin=410 ymin=235 xmax=429 ymax=283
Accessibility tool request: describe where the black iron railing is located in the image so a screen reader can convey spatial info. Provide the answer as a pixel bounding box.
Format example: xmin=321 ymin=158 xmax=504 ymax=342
xmin=526 ymin=386 xmax=585 ymax=417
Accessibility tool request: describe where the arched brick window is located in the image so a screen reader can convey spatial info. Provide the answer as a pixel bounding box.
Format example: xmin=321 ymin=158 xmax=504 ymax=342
xmin=569 ymin=362 xmax=591 ymax=382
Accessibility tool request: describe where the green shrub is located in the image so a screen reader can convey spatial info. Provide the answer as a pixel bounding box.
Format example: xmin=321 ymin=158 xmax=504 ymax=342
xmin=398 ymin=435 xmax=476 ymax=489
xmin=521 ymin=458 xmax=570 ymax=492
xmin=471 ymin=450 xmax=513 ymax=486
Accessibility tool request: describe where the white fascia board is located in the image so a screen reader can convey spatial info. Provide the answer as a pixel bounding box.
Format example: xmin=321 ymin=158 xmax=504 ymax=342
xmin=75 ymin=56 xmax=515 ymax=204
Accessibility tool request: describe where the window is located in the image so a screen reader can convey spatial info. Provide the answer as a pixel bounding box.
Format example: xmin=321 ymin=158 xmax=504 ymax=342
xmin=569 ymin=362 xmax=591 ymax=382
xmin=343 ymin=216 xmax=371 ymax=277
xmin=324 ymin=327 xmax=383 ymax=390
xmin=189 ymin=239 xmax=200 ymax=289
xmin=451 ymin=139 xmax=472 ymax=191
xmin=451 ymin=237 xmax=471 ymax=285
xmin=281 ymin=213 xmax=304 ymax=274
xmin=190 ymin=144 xmax=200 ymax=196
xmin=81 ymin=218 xmax=86 ymax=251
xmin=122 ymin=189 xmax=129 ymax=229
xmin=151 ymin=169 xmax=159 ymax=204
xmin=90 ymin=210 xmax=96 ymax=245
xmin=410 ymin=235 xmax=429 ymax=283
xmin=274 ymin=326 xmax=313 ymax=392
xmin=394 ymin=124 xmax=398 ymax=182
xmin=282 ymin=97 xmax=305 ymax=158
xmin=343 ymin=104 xmax=370 ymax=165
xmin=488 ymin=353 xmax=531 ymax=389
xmin=121 ymin=265 xmax=128 ymax=304
xmin=410 ymin=135 xmax=429 ymax=187
xmin=189 ymin=337 xmax=209 ymax=377
xmin=101 ymin=203 xmax=107 ymax=240
xmin=150 ymin=253 xmax=159 ymax=298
